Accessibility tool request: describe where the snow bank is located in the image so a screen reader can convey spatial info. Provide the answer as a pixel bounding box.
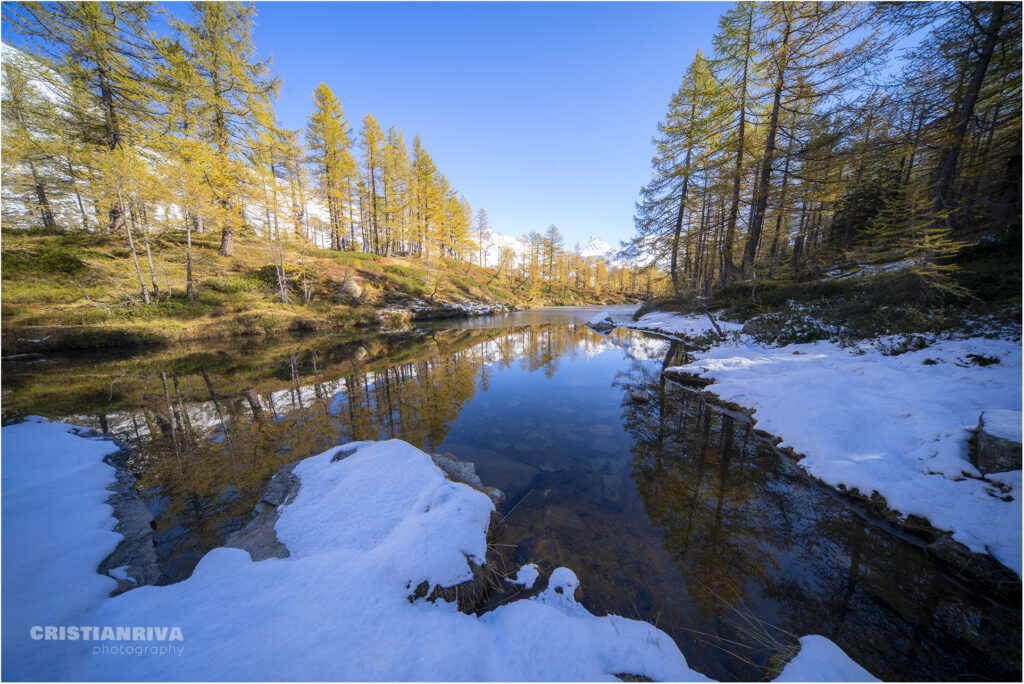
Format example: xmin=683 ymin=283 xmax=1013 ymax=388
xmin=2 ymin=420 xmax=876 ymax=682
xmin=2 ymin=426 xmax=707 ymax=681
xmin=980 ymin=409 xmax=1022 ymax=443
xmin=637 ymin=313 xmax=1022 ymax=575
xmin=623 ymin=311 xmax=743 ymax=339
xmin=775 ymin=635 xmax=878 ymax=682
xmin=2 ymin=418 xmax=124 ymax=680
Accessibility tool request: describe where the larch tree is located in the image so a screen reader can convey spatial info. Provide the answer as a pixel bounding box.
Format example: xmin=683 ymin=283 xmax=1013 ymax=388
xmin=306 ymin=83 xmax=355 ymax=251
xmin=172 ymin=1 xmax=279 ymax=258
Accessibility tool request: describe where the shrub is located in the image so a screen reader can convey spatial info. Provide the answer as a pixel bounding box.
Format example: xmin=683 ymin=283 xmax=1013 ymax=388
xmin=4 ymin=246 xmax=87 ymax=275
xmin=204 ymin=275 xmax=262 ymax=293
xmin=383 ymin=272 xmax=427 ymax=297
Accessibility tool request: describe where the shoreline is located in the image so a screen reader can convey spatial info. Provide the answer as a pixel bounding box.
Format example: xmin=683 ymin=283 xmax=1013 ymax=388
xmin=610 ymin=310 xmax=1022 ymax=600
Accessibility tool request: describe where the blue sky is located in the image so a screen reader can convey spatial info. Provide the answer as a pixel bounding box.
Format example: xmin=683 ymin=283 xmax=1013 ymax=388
xmin=251 ymin=1 xmax=729 ymax=248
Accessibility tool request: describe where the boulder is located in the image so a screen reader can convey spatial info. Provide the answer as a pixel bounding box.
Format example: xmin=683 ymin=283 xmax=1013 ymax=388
xmin=92 ymin=433 xmax=167 ymax=593
xmin=225 ymin=464 xmax=300 ymax=561
xmin=431 ymin=453 xmax=505 ymax=508
xmin=339 ymin=277 xmax=362 ymax=301
xmin=974 ymin=410 xmax=1022 ymax=474
xmin=926 ymin=533 xmax=1022 ymax=602
xmin=585 ymin=312 xmax=616 ymax=333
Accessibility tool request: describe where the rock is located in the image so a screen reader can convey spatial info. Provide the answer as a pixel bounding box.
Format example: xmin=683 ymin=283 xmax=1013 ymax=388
xmin=431 ymin=453 xmax=505 ymax=508
xmin=90 ymin=433 xmax=167 ymax=593
xmin=225 ymin=464 xmax=300 ymax=561
xmin=662 ymin=367 xmax=714 ymax=388
xmin=628 ymin=389 xmax=653 ymax=403
xmin=602 ymin=473 xmax=622 ymax=503
xmin=591 ymin=440 xmax=621 ymax=454
xmin=378 ymin=309 xmax=412 ymax=329
xmin=741 ymin=316 xmax=765 ymax=336
xmin=339 ymin=277 xmax=362 ymax=301
xmin=974 ymin=410 xmax=1022 ymax=474
xmin=926 ymin=534 xmax=1022 ymax=602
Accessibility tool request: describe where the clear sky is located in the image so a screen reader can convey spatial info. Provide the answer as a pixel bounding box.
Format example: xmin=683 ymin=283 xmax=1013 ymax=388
xmin=249 ymin=1 xmax=729 ymax=249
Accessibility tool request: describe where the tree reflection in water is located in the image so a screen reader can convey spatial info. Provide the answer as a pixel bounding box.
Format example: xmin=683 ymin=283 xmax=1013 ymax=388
xmin=2 ymin=320 xmax=1019 ymax=681
xmin=619 ymin=344 xmax=1021 ymax=681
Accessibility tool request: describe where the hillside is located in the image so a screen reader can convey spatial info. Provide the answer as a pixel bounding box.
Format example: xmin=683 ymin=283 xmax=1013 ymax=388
xmin=632 ymin=232 xmax=1022 ymax=347
xmin=0 ymin=229 xmax=638 ymax=353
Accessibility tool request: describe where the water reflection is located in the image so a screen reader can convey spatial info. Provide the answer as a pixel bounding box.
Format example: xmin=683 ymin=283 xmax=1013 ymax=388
xmin=1 ymin=312 xmax=1019 ymax=681
xmin=615 ymin=349 xmax=1021 ymax=681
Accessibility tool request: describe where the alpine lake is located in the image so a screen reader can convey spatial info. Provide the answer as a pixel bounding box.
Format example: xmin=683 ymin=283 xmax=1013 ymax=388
xmin=3 ymin=307 xmax=1019 ymax=681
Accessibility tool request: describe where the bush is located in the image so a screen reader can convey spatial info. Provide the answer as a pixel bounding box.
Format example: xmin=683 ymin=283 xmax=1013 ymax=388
xmin=4 ymin=246 xmax=87 ymax=275
xmin=383 ymin=272 xmax=427 ymax=297
xmin=384 ymin=263 xmax=427 ymax=280
xmin=114 ymin=296 xmax=210 ymax=321
xmin=203 ymin=275 xmax=262 ymax=293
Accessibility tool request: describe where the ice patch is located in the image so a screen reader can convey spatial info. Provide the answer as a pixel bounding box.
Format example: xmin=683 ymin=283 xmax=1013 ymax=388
xmin=2 ymin=419 xmax=124 ymax=680
xmin=2 ymin=427 xmax=710 ymax=681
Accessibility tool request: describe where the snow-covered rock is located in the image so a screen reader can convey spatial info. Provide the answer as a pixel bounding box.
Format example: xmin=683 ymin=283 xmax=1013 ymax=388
xmin=585 ymin=310 xmax=616 ymax=333
xmin=774 ymin=635 xmax=879 ymax=682
xmin=975 ymin=410 xmax=1022 ymax=474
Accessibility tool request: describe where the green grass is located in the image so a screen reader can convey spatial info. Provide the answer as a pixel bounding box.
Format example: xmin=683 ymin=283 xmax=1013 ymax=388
xmin=3 ymin=244 xmax=88 ymax=275
xmin=203 ymin=274 xmax=264 ymax=293
xmin=383 ymin=272 xmax=428 ymax=297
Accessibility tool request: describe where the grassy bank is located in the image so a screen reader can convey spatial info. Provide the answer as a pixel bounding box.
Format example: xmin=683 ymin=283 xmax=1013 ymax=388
xmin=633 ymin=234 xmax=1022 ymax=346
xmin=1 ymin=229 xmax=629 ymax=353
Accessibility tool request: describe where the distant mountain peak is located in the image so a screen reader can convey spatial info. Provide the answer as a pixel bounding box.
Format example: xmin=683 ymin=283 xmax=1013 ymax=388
xmin=580 ymin=236 xmax=615 ymax=258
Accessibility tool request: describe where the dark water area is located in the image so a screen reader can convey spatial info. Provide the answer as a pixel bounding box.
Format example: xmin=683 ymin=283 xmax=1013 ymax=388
xmin=2 ymin=307 xmax=1019 ymax=681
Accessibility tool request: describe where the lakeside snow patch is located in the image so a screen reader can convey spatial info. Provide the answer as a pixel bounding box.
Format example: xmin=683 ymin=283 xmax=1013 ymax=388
xmin=633 ymin=312 xmax=1022 ymax=575
xmin=1 ymin=423 xmax=703 ymax=681
xmin=1 ymin=418 xmax=125 ymax=680
xmin=2 ymin=419 xmax=877 ymax=681
xmin=622 ymin=311 xmax=744 ymax=339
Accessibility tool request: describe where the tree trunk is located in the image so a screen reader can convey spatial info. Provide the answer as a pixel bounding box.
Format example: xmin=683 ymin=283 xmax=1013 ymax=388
xmin=721 ymin=8 xmax=754 ymax=285
xmin=27 ymin=161 xmax=57 ymax=231
xmin=932 ymin=2 xmax=1005 ymax=230
xmin=741 ymin=13 xmax=791 ymax=279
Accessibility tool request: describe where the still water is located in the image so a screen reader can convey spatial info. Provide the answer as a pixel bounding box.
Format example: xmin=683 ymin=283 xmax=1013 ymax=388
xmin=2 ymin=307 xmax=1019 ymax=681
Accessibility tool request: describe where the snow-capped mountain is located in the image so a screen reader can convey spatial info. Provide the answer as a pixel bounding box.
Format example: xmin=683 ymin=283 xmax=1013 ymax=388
xmin=477 ymin=230 xmax=644 ymax=269
xmin=579 ymin=236 xmax=617 ymax=260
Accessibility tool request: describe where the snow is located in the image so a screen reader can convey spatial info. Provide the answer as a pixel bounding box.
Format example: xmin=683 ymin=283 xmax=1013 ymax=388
xmin=587 ymin=310 xmax=614 ymax=326
xmin=2 ymin=418 xmax=878 ymax=682
xmin=108 ymin=567 xmax=134 ymax=582
xmin=1 ymin=417 xmax=124 ymax=680
xmin=3 ymin=425 xmax=716 ymax=681
xmin=775 ymin=635 xmax=879 ymax=682
xmin=824 ymin=259 xmax=915 ymax=280
xmin=580 ymin=236 xmax=617 ymax=259
xmin=510 ymin=563 xmax=540 ymax=589
xmin=633 ymin=313 xmax=1022 ymax=575
xmin=980 ymin=409 xmax=1022 ymax=443
xmin=623 ymin=311 xmax=744 ymax=339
